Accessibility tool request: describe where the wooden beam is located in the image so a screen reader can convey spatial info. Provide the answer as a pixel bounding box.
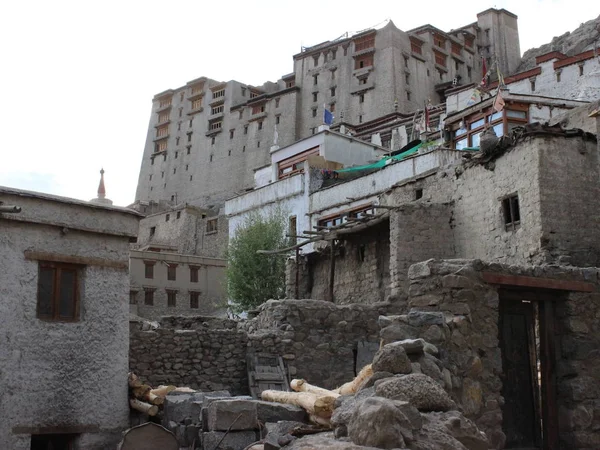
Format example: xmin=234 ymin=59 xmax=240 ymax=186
xmin=539 ymin=300 xmax=559 ymax=450
xmin=481 ymin=272 xmax=595 ymax=292
xmin=24 ymin=250 xmax=128 ymax=270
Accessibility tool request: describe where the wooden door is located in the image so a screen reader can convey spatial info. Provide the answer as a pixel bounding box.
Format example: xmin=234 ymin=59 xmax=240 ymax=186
xmin=499 ymin=299 xmax=542 ymax=449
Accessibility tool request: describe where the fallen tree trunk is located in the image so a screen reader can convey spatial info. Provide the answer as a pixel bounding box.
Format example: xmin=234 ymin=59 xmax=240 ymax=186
xmin=132 ymin=385 xmax=151 ymax=399
xmin=260 ymin=390 xmax=335 ymax=419
xmin=334 ymin=364 xmax=373 ymax=395
xmin=130 ymin=398 xmax=159 ymax=416
xmin=290 ymin=379 xmax=340 ymax=398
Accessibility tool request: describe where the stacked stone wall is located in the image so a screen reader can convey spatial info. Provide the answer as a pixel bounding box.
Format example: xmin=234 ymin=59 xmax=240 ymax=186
xmin=244 ymin=300 xmax=388 ymax=389
xmin=129 ymin=318 xmax=249 ymax=395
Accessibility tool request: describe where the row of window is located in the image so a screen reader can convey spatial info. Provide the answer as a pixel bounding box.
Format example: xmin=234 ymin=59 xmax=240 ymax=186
xmin=134 ymin=289 xmax=201 ymax=309
xmin=453 ymin=105 xmax=528 ymax=149
xmin=144 ymin=261 xmax=208 ymax=281
xmin=318 ymin=205 xmax=377 ymax=228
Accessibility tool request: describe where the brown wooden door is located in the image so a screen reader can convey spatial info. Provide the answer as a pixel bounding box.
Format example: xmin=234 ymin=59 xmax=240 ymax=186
xmin=499 ymin=299 xmax=542 ymax=449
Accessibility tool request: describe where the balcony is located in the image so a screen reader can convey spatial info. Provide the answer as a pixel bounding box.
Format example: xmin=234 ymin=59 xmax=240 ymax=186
xmin=156 ymin=103 xmax=172 ymax=113
xmin=248 ymin=111 xmax=267 ymax=122
xmin=351 ymin=80 xmax=375 ymax=95
xmin=187 ymin=106 xmax=204 ymax=116
xmin=153 ymin=134 xmax=170 ymax=142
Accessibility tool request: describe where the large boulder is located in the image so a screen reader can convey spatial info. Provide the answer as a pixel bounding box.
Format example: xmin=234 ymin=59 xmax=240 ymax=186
xmin=372 ymin=342 xmax=412 ymax=375
xmin=163 ymin=390 xmax=231 ymax=425
xmin=255 ymin=400 xmax=308 ymax=424
xmin=207 ymin=399 xmax=258 ymax=431
xmin=375 ymin=374 xmax=456 ymax=412
xmin=331 ymin=388 xmax=375 ymax=437
xmin=347 ymin=397 xmax=415 ymax=448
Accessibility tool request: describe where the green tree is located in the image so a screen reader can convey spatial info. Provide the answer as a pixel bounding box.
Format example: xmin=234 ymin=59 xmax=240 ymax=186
xmin=226 ymin=209 xmax=290 ymax=313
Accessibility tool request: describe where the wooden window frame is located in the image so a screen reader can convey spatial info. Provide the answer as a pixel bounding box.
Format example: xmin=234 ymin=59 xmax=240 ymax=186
xmin=277 ymin=146 xmax=319 ymax=179
xmin=144 ymin=261 xmax=155 ymax=279
xmin=206 ymin=218 xmax=218 ymax=234
xmin=452 ymin=102 xmax=529 ymax=149
xmin=502 ymin=194 xmax=521 ymax=231
xmin=190 ymin=265 xmax=199 ymax=283
xmin=354 ymin=54 xmax=373 ymax=70
xmin=353 ymin=33 xmax=375 ymax=52
xmin=434 ymin=50 xmax=446 ymax=67
xmin=317 ymin=204 xmax=376 ymax=228
xmin=37 ymin=261 xmax=81 ymax=322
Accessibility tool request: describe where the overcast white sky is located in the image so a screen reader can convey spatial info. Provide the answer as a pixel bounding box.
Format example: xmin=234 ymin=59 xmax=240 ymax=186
xmin=0 ymin=0 xmax=596 ymax=206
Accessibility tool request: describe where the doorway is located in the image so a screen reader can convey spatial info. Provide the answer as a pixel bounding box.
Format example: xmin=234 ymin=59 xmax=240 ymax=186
xmin=499 ymin=289 xmax=559 ymax=450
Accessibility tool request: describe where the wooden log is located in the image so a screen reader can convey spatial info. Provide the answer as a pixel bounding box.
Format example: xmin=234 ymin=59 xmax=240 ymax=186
xmin=308 ymin=414 xmax=332 ymax=427
xmin=132 ymin=385 xmax=151 ymax=399
xmin=128 ymin=372 xmax=142 ymax=388
xmin=334 ymin=364 xmax=373 ymax=395
xmin=130 ymin=398 xmax=159 ymax=416
xmin=150 ymin=385 xmax=176 ymax=397
xmin=172 ymin=387 xmax=196 ymax=393
xmin=290 ymin=379 xmax=340 ymax=398
xmin=143 ymin=391 xmax=164 ymax=405
xmin=260 ymin=390 xmax=335 ymax=418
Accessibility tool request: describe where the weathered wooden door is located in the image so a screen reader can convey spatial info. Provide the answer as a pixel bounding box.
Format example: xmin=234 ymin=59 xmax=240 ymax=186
xmin=499 ymin=299 xmax=542 ymax=449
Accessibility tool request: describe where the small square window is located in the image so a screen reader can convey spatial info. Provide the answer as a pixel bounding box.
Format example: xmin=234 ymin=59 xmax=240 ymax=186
xmin=165 ymin=213 xmax=170 ymax=222
xmin=502 ymin=194 xmax=521 ymax=230
xmin=230 ymin=129 xmax=234 ymax=139
xmin=244 ymin=125 xmax=248 ymax=135
xmin=149 ymin=226 xmax=156 ymax=237
xmin=313 ymin=74 xmax=318 ymax=85
xmin=312 ymin=109 xmax=317 ymax=118
xmin=187 ymin=145 xmax=191 ymax=154
xmin=415 ymin=188 xmax=423 ymax=200
xmin=276 ymin=115 xmax=280 ymax=125
xmin=190 ymin=266 xmax=199 ymax=283
xmin=175 ymin=151 xmax=178 ymax=159
xmin=258 ymin=121 xmax=263 ymax=131
xmin=330 ymin=87 xmax=336 ymax=96
xmin=257 ymin=141 xmax=261 ymax=147
xmin=313 ymin=93 xmax=318 ymax=102
xmin=359 ymin=94 xmax=364 ymax=103
xmin=275 ymin=98 xmax=280 ymax=108
xmin=177 ymin=211 xmax=181 ymax=219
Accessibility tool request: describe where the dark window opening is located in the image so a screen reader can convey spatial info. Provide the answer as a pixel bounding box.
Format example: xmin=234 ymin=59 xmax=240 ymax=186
xmin=31 ymin=434 xmax=78 ymax=450
xmin=190 ymin=291 xmax=199 ymax=309
xmin=358 ymin=243 xmax=366 ymax=262
xmin=502 ymin=194 xmax=520 ymax=230
xmin=190 ymin=266 xmax=199 ymax=283
xmin=165 ymin=213 xmax=170 ymax=222
xmin=144 ymin=289 xmax=154 ymax=305
xmin=149 ymin=226 xmax=156 ymax=237
xmin=129 ymin=291 xmax=137 ymax=305
xmin=176 ymin=211 xmax=181 ymax=219
xmin=415 ymin=188 xmax=423 ymax=200
xmin=167 ymin=264 xmax=177 ymax=281
xmin=167 ymin=290 xmax=177 ymax=307
xmin=144 ymin=261 xmax=155 ymax=279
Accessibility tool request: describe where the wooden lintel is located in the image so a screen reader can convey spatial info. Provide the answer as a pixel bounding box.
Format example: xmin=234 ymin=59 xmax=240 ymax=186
xmin=13 ymin=424 xmax=101 ymax=435
xmin=482 ymin=272 xmax=595 ymax=293
xmin=24 ymin=250 xmax=128 ymax=270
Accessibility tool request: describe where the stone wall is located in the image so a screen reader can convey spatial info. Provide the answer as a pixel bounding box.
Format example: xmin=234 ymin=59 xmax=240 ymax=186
xmin=129 ymin=317 xmax=249 ymax=395
xmin=244 ymin=300 xmax=387 ymax=389
xmin=404 ymin=258 xmax=600 ymax=449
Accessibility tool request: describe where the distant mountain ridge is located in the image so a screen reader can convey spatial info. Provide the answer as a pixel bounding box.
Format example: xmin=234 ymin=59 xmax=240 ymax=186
xmin=516 ymin=14 xmax=600 ymax=73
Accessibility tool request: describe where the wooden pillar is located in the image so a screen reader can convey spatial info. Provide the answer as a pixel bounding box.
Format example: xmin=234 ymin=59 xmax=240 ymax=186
xmin=295 ymin=248 xmax=300 ymax=299
xmin=328 ymin=240 xmax=336 ymax=302
xmin=539 ymin=299 xmax=559 ymax=450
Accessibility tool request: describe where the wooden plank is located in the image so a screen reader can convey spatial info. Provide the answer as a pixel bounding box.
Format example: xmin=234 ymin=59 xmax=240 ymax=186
xmin=24 ymin=250 xmax=128 ymax=270
xmin=253 ymin=373 xmax=283 ymax=381
xmin=328 ymin=241 xmax=336 ymax=302
xmin=499 ymin=300 xmax=540 ymax=448
xmin=539 ymin=300 xmax=559 ymax=450
xmin=482 ymin=272 xmax=594 ymax=292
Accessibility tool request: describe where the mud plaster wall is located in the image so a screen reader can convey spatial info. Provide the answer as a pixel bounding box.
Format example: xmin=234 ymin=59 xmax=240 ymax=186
xmin=405 ymin=258 xmax=600 ymax=450
xmin=286 ymin=221 xmax=390 ymax=304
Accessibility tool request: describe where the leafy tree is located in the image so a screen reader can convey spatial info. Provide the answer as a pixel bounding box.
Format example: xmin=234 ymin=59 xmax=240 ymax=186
xmin=226 ymin=209 xmax=290 ymax=313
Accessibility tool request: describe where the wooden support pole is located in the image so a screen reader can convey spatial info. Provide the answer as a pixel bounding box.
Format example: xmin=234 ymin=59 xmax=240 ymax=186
xmin=295 ymin=247 xmax=300 ymax=299
xmin=328 ymin=240 xmax=336 ymax=302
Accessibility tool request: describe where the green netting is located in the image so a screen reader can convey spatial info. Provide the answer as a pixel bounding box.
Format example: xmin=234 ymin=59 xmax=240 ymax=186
xmin=336 ymin=143 xmax=423 ymax=173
